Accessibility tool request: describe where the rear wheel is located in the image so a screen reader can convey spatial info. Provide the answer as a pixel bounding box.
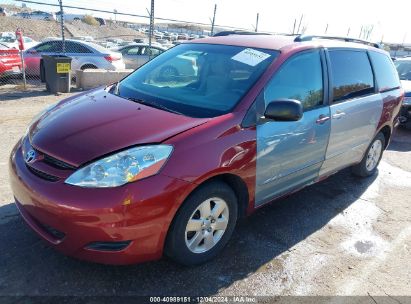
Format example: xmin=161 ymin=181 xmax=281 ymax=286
xmin=165 ymin=181 xmax=238 ymax=266
xmin=352 ymin=132 xmax=385 ymax=177
xmin=80 ymin=64 xmax=98 ymax=70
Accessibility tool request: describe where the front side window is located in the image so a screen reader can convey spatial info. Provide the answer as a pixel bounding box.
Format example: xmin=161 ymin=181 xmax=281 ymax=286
xmin=125 ymin=47 xmax=140 ymax=55
xmin=329 ymin=50 xmax=374 ymax=102
xmin=116 ymin=43 xmax=279 ymax=118
xmin=264 ymin=50 xmax=324 ymax=111
xmin=34 ymin=41 xmax=62 ymax=53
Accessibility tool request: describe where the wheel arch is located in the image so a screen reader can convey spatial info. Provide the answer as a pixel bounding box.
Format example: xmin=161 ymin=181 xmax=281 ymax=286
xmin=377 ymin=124 xmax=392 ymax=148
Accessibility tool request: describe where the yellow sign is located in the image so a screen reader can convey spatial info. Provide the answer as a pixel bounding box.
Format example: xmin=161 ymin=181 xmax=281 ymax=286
xmin=56 ymin=63 xmax=71 ymax=73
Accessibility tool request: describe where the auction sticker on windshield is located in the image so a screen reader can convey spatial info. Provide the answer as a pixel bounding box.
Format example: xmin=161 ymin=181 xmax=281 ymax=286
xmin=231 ymin=48 xmax=271 ymax=66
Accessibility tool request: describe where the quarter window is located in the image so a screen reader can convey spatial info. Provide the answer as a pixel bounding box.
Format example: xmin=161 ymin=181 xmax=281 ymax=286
xmin=369 ymin=52 xmax=401 ymax=89
xmin=328 ymin=50 xmax=374 ymax=102
xmin=264 ymin=50 xmax=324 ymax=111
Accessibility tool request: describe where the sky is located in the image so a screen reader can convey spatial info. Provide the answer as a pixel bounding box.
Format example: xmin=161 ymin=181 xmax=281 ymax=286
xmin=3 ymin=0 xmax=411 ymax=43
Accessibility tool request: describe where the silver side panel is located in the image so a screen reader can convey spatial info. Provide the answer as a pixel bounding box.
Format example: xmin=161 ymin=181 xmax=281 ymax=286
xmin=320 ymin=94 xmax=383 ymax=176
xmin=256 ymin=107 xmax=331 ymax=206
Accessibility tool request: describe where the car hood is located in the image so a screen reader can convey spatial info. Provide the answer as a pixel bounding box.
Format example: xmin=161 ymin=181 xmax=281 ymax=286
xmin=401 ymin=80 xmax=411 ymax=93
xmin=29 ymin=88 xmax=209 ymax=167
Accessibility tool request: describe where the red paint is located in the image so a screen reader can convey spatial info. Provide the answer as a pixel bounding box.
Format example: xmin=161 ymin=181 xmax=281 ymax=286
xmin=9 ymin=36 xmax=402 ymax=265
xmin=0 ymin=47 xmax=23 ymax=77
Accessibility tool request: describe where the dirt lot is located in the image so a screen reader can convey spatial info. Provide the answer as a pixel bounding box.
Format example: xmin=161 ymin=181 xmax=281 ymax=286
xmin=0 ymin=88 xmax=410 ymax=298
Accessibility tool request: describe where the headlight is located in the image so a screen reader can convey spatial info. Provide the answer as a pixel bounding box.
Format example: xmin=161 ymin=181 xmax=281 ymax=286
xmin=65 ymin=145 xmax=173 ymax=188
xmin=404 ymin=97 xmax=411 ymax=105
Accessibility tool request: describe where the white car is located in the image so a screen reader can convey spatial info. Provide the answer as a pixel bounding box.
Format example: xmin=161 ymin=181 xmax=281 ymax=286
xmin=15 ymin=10 xmax=56 ymax=21
xmin=0 ymin=33 xmax=38 ymax=50
xmin=117 ymin=43 xmax=166 ymax=69
xmin=55 ymin=11 xmax=83 ymax=22
xmin=23 ymin=39 xmax=125 ymax=76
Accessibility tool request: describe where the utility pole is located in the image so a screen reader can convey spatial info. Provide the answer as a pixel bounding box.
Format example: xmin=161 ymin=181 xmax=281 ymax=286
xmin=113 ymin=9 xmax=118 ymax=22
xmin=147 ymin=0 xmax=155 ymax=49
xmin=296 ymin=14 xmax=303 ymax=34
xmin=58 ymin=0 xmax=65 ymax=53
xmin=347 ymin=27 xmax=350 ymax=36
xmin=210 ymin=4 xmax=217 ymax=36
xmin=255 ymin=13 xmax=259 ymax=32
xmin=325 ymin=23 xmax=328 ymax=34
xmin=292 ymin=19 xmax=296 ymax=34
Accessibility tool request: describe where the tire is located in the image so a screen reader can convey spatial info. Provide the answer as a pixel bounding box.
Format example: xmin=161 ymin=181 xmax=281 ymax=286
xmin=80 ymin=64 xmax=98 ymax=70
xmin=165 ymin=181 xmax=238 ymax=266
xmin=352 ymin=132 xmax=385 ymax=177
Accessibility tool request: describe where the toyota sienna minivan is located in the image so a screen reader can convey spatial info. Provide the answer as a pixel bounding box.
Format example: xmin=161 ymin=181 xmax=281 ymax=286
xmin=10 ymin=34 xmax=403 ymax=266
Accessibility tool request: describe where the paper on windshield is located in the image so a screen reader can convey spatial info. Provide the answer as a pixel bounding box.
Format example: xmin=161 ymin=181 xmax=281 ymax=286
xmin=231 ymin=48 xmax=270 ymax=66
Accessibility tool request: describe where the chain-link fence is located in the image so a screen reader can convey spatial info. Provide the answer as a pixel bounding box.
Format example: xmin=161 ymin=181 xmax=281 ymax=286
xmin=0 ymin=0 xmax=241 ymax=93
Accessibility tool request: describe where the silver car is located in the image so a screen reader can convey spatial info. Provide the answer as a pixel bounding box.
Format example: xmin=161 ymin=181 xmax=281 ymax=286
xmin=117 ymin=44 xmax=166 ymax=69
xmin=24 ymin=39 xmax=125 ymax=76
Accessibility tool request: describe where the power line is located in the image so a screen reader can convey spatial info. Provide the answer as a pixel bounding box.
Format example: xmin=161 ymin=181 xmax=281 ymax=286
xmin=13 ymin=0 xmax=250 ymax=30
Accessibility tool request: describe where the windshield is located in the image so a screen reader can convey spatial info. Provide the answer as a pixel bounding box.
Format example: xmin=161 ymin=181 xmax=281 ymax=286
xmin=395 ymin=60 xmax=411 ymax=80
xmin=115 ymin=43 xmax=279 ymax=118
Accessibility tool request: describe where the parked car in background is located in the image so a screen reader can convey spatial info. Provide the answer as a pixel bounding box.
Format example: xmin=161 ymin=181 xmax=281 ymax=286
xmin=23 ymin=39 xmax=125 ymax=76
xmin=0 ymin=34 xmax=38 ymax=50
xmin=55 ymin=11 xmax=83 ymax=22
xmin=177 ymin=33 xmax=189 ymax=40
xmin=72 ymin=36 xmax=94 ymax=42
xmin=13 ymin=12 xmax=31 ymax=19
xmin=395 ymin=57 xmax=411 ymax=128
xmin=94 ymin=17 xmax=106 ymax=26
xmin=10 ymin=34 xmax=403 ymax=266
xmin=0 ymin=42 xmax=23 ymax=78
xmin=26 ymin=10 xmax=56 ymax=21
xmin=117 ymin=43 xmax=166 ymax=69
xmin=0 ymin=7 xmax=9 ymax=16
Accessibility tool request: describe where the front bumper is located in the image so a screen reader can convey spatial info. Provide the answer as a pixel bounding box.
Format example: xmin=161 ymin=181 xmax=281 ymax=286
xmin=9 ymin=139 xmax=194 ymax=265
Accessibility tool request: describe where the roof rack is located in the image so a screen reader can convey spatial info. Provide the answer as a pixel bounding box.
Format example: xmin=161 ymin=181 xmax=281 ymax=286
xmin=294 ymin=34 xmax=381 ymax=48
xmin=213 ymin=30 xmax=271 ymax=37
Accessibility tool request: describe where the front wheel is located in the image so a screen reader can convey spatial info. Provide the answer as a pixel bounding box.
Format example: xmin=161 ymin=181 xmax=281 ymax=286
xmin=165 ymin=181 xmax=238 ymax=266
xmin=352 ymin=132 xmax=385 ymax=177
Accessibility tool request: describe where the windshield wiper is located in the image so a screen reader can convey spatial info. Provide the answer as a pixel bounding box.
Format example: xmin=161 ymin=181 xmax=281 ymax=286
xmin=125 ymin=97 xmax=183 ymax=115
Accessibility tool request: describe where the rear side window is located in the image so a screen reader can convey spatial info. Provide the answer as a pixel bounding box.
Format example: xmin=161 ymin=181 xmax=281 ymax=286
xmin=369 ymin=52 xmax=401 ymax=91
xmin=264 ymin=50 xmax=324 ymax=111
xmin=328 ymin=50 xmax=374 ymax=102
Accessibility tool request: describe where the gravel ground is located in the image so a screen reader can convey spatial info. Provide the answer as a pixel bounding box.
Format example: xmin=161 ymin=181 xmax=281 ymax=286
xmin=0 ymin=88 xmax=410 ymax=298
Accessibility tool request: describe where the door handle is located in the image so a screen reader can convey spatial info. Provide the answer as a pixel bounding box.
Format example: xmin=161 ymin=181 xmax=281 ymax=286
xmin=332 ymin=111 xmax=346 ymax=119
xmin=316 ymin=114 xmax=330 ymax=124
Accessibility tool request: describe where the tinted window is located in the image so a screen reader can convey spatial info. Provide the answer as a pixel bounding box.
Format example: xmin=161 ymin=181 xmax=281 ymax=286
xmin=35 ymin=41 xmax=62 ymax=52
xmin=148 ymin=48 xmax=162 ymax=56
xmin=265 ymin=50 xmax=323 ymax=111
xmin=329 ymin=50 xmax=374 ymax=102
xmin=65 ymin=41 xmax=92 ymax=53
xmin=369 ymin=52 xmax=401 ymax=90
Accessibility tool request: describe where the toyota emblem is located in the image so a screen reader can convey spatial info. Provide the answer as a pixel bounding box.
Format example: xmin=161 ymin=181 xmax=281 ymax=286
xmin=25 ymin=149 xmax=36 ymax=163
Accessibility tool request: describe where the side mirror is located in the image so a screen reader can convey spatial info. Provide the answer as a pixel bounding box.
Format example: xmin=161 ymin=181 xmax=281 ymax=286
xmin=264 ymin=99 xmax=303 ymax=121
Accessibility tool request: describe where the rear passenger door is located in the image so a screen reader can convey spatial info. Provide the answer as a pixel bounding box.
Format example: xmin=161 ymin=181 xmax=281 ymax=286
xmin=320 ymin=49 xmax=383 ymax=176
xmin=256 ymin=50 xmax=331 ymax=206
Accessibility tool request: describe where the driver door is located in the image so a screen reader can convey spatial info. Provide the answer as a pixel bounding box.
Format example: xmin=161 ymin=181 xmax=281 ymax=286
xmin=256 ymin=50 xmax=331 ymax=206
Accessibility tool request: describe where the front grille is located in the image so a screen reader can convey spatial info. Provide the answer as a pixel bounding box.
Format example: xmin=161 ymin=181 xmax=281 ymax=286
xmin=26 ymin=165 xmax=59 ymax=182
xmin=43 ymin=153 xmax=76 ymax=170
xmin=31 ymin=147 xmax=76 ymax=170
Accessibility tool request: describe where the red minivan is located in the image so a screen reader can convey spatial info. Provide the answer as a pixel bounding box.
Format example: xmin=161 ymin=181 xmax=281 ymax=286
xmin=9 ymin=34 xmax=403 ymax=265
